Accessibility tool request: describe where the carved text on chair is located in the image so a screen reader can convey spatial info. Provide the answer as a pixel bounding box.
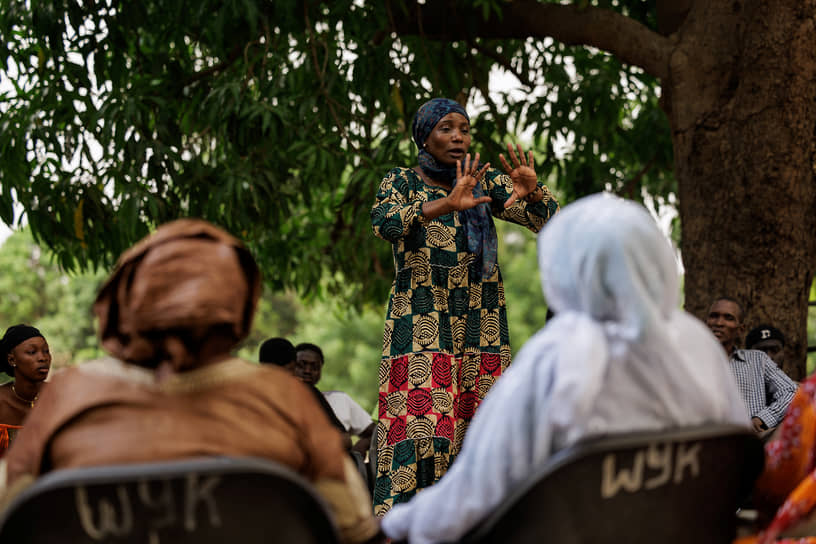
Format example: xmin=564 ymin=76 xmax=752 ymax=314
xmin=600 ymin=441 xmax=701 ymax=499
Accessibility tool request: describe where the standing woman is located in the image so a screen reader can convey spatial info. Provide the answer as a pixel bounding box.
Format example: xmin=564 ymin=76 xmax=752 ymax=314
xmin=0 ymin=325 xmax=51 ymax=455
xmin=370 ymin=97 xmax=559 ymax=515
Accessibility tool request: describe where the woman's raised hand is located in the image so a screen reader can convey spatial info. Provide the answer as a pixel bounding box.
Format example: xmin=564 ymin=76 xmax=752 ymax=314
xmin=448 ymin=153 xmax=492 ymax=211
xmin=499 ymin=143 xmax=538 ymax=209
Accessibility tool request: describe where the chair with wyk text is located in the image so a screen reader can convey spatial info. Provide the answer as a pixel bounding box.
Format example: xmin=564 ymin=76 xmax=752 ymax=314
xmin=0 ymin=456 xmax=341 ymax=543
xmin=456 ymin=424 xmax=764 ymax=544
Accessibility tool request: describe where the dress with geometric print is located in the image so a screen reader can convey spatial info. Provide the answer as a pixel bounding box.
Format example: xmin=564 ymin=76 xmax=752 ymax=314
xmin=370 ymin=166 xmax=558 ymax=516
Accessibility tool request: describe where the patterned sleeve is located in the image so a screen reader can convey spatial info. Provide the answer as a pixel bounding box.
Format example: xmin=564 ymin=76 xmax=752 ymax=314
xmin=371 ymin=167 xmax=429 ymax=243
xmin=757 ymin=357 xmax=798 ymax=428
xmin=482 ymin=168 xmax=559 ymax=234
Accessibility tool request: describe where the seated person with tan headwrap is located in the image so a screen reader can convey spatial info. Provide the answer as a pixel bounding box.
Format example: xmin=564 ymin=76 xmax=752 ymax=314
xmin=0 ymin=219 xmax=380 ymax=544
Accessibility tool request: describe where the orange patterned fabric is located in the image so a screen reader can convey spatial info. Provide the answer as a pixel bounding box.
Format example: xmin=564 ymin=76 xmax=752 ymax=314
xmin=757 ymin=380 xmax=816 ymax=509
xmin=0 ymin=423 xmax=22 ymax=457
xmin=740 ymin=375 xmax=816 ymax=543
xmin=735 ymin=538 xmax=816 ymax=544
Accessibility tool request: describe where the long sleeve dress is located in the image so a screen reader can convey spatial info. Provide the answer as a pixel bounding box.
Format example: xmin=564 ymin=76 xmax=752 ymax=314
xmin=370 ymin=166 xmax=558 ymax=515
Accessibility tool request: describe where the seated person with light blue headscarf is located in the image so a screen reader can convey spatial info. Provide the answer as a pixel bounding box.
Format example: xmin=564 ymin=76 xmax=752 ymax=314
xmin=381 ymin=193 xmax=750 ymax=544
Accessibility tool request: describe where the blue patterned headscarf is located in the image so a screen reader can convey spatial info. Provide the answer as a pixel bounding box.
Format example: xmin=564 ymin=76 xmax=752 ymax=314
xmin=412 ymin=98 xmax=498 ymax=279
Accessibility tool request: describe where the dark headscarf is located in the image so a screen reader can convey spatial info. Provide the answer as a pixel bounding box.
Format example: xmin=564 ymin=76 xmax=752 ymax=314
xmin=93 ymin=219 xmax=261 ymax=372
xmin=412 ymin=98 xmax=498 ymax=278
xmin=0 ymin=325 xmax=44 ymax=375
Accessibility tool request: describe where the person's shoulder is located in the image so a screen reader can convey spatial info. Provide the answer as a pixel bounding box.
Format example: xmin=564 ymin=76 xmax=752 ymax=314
xmin=730 ymin=348 xmax=749 ymax=359
xmin=72 ymin=356 xmax=154 ymax=384
xmin=229 ymin=359 xmax=293 ymax=384
xmin=323 ymin=390 xmax=361 ymax=406
xmin=253 ymin=360 xmax=296 ymax=378
xmin=0 ymin=382 xmax=12 ymax=399
xmin=322 ymin=390 xmax=350 ymax=399
xmin=385 ymin=166 xmax=419 ymax=179
xmin=249 ymin=362 xmax=314 ymax=396
xmin=0 ymin=384 xmax=18 ymax=424
xmin=377 ymin=167 xmax=420 ymax=195
xmin=751 ymin=349 xmax=787 ymax=371
xmin=741 ymin=348 xmax=767 ymax=358
xmin=738 ymin=348 xmax=775 ymax=364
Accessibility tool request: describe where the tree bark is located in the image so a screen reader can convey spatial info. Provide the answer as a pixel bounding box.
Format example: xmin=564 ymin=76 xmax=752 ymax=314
xmin=656 ymin=0 xmax=691 ymax=36
xmin=666 ymin=0 xmax=816 ymax=379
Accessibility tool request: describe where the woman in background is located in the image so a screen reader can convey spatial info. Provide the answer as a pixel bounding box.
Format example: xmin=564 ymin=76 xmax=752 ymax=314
xmin=0 ymin=325 xmax=51 ymax=455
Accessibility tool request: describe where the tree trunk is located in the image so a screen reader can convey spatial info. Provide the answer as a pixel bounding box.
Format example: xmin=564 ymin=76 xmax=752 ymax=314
xmin=667 ymin=0 xmax=816 ymax=379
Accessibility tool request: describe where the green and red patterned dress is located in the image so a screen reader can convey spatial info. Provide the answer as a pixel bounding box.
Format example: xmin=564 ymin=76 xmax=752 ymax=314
xmin=370 ymin=166 xmax=558 ymax=515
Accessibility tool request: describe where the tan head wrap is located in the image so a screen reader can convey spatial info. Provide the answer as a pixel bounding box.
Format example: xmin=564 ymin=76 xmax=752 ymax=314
xmin=93 ymin=219 xmax=261 ymax=371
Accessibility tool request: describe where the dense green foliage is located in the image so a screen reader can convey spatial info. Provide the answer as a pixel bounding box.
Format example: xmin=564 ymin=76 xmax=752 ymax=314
xmin=0 ymin=229 xmax=104 ymax=365
xmin=0 ymin=221 xmax=552 ymax=411
xmin=0 ymin=0 xmax=672 ymax=305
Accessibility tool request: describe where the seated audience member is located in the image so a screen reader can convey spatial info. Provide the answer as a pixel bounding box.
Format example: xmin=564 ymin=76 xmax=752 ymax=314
xmin=295 ymin=343 xmax=375 ymax=455
xmin=706 ymin=298 xmax=797 ymax=433
xmin=0 ymin=220 xmax=380 ymax=544
xmin=746 ymin=325 xmax=786 ymax=368
xmin=735 ymin=373 xmax=816 ymax=543
xmin=258 ymin=337 xmax=298 ymax=372
xmin=259 ymin=337 xmax=349 ymax=439
xmin=381 ymin=194 xmax=749 ymax=544
xmin=0 ymin=325 xmax=51 ymax=455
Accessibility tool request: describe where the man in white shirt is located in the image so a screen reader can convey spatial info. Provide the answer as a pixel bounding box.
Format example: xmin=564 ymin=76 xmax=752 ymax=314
xmin=295 ymin=342 xmax=376 ymax=454
xmin=324 ymin=390 xmax=375 ymax=439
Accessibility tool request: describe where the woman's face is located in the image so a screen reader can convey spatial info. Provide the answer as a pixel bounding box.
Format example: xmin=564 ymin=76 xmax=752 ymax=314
xmin=423 ymin=112 xmax=471 ymax=166
xmin=8 ymin=337 xmax=51 ymax=383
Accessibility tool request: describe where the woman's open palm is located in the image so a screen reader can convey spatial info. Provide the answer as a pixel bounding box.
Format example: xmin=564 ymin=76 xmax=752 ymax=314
xmin=499 ymin=143 xmax=538 ymax=208
xmin=449 ymin=153 xmax=492 ymax=211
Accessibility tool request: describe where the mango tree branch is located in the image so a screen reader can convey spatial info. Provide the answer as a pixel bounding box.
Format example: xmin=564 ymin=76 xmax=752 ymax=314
xmin=387 ymin=0 xmax=672 ymax=81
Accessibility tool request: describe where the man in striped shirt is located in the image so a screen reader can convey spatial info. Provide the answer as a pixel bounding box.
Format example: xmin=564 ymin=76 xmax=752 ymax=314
xmin=706 ymin=297 xmax=797 ymax=433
